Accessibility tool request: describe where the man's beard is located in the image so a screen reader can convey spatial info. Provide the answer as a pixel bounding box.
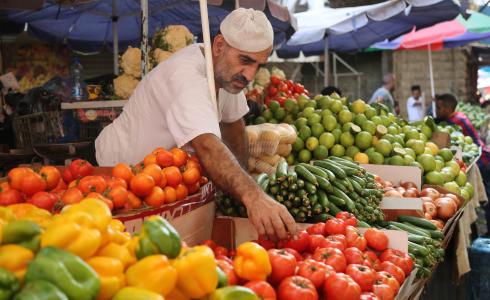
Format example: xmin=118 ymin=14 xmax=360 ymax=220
xmin=215 ymin=60 xmax=249 ymax=94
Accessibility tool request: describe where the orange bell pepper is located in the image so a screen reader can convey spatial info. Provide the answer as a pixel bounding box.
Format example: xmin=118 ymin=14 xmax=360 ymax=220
xmin=233 ymin=242 xmax=271 ymax=281
xmin=86 ymin=256 xmax=125 ymax=300
xmin=125 ymin=255 xmax=177 ymax=296
xmin=96 ymin=242 xmax=136 ymax=270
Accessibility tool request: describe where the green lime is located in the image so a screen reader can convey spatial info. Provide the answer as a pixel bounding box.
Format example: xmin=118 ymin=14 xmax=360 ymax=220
xmin=292 ymin=137 xmax=305 ymax=152
xmin=311 ymin=123 xmax=325 ymax=138
xmin=305 ymin=100 xmax=317 ymax=109
xmin=404 ymin=155 xmax=415 ymax=165
xmin=389 ymin=155 xmax=405 ymax=166
xmin=319 ymin=132 xmax=335 ymax=149
xmin=332 ymin=128 xmax=342 ymax=143
xmin=298 ymin=125 xmax=312 ymax=141
xmin=269 ymin=101 xmax=280 ymax=112
xmin=295 ymin=117 xmax=308 ymax=129
xmin=365 ymin=147 xmax=376 ymax=156
xmin=404 ymin=147 xmax=415 ymax=158
xmin=330 ymin=144 xmax=346 ymax=157
xmin=382 ymin=134 xmax=394 ymax=143
xmin=306 ymin=137 xmax=319 ymax=151
xmin=361 ymin=120 xmax=376 ymax=135
xmin=308 ymin=113 xmax=322 ymax=126
xmin=262 ymin=109 xmax=273 ymax=120
xmin=421 ymin=125 xmax=433 ymax=139
xmin=284 ymin=99 xmax=298 ymax=112
xmin=330 ymin=100 xmax=343 ymax=113
xmin=355 ymin=131 xmax=373 ymax=150
xmin=368 ymin=151 xmax=384 ymax=164
xmin=274 ymin=108 xmax=286 ymax=121
xmin=375 ymin=139 xmax=393 ymax=157
xmin=303 ymin=107 xmax=315 ymax=118
xmin=371 ymin=116 xmax=382 ymax=125
xmin=353 ymin=114 xmax=368 ymax=127
xmin=365 ymin=107 xmax=377 ymax=119
xmin=255 ymin=116 xmax=266 ymax=124
xmin=322 ymin=115 xmax=338 ymax=132
xmin=404 ymin=129 xmax=420 ymax=141
xmin=313 ymin=145 xmax=329 ymax=159
xmin=351 ymin=99 xmax=367 ymax=114
xmin=340 ymin=132 xmax=355 ymax=147
xmin=321 ymin=109 xmax=333 ymax=119
xmin=346 ymin=146 xmax=360 ymax=158
xmin=439 ymin=148 xmax=454 ymax=162
xmin=338 ymin=110 xmax=353 ymax=125
xmin=417 ymin=154 xmax=436 ymax=172
xmin=298 ymin=149 xmax=312 ymax=163
xmin=283 ymin=114 xmax=295 ymax=124
xmin=269 ymin=118 xmax=278 ymax=124
xmin=388 ymin=126 xmax=399 ymax=135
xmin=286 ymin=153 xmax=296 ymax=165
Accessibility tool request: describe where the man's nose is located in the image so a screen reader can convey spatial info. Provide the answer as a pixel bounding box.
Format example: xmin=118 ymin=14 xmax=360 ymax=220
xmin=242 ymin=66 xmax=257 ymax=82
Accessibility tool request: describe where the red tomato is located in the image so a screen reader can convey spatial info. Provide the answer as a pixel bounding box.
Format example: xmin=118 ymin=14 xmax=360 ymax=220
xmin=78 ymin=176 xmax=107 ymax=194
xmin=364 ymin=250 xmax=381 ymax=270
xmin=268 ymin=249 xmax=297 ymax=284
xmin=302 ymin=252 xmax=313 ymax=260
xmin=379 ymin=249 xmax=413 ymax=276
xmin=214 ymin=246 xmax=229 ymax=258
xmin=379 ymin=261 xmax=405 ymax=285
xmin=27 ymin=191 xmax=58 ymax=211
xmin=0 ymin=189 xmax=22 ymax=205
xmin=360 ymin=292 xmax=380 ymax=300
xmin=270 ymin=75 xmax=282 ymax=86
xmin=278 ymin=276 xmax=318 ymax=300
xmin=332 ymin=234 xmax=347 ymax=248
xmin=285 ymin=80 xmax=294 ymax=89
xmin=244 ymin=280 xmax=276 ymax=300
xmin=39 ymin=166 xmax=61 ymax=190
xmin=313 ymin=247 xmax=346 ymax=272
xmin=324 ymin=218 xmax=347 ymax=236
xmin=336 ymin=212 xmax=358 ymax=227
xmin=345 ymin=247 xmax=368 ymax=266
xmin=280 ymin=231 xmax=311 ymax=253
xmin=376 ymin=271 xmax=400 ymax=294
xmin=253 ymin=238 xmax=276 ymax=250
xmin=20 ymin=172 xmax=46 ymax=196
xmin=283 ymin=248 xmax=302 ymax=262
xmin=306 ymin=223 xmax=325 ymax=235
xmin=346 ymin=225 xmax=367 ymax=251
xmin=107 ymin=186 xmax=129 ymax=209
xmin=8 ymin=167 xmax=32 ymax=190
xmin=61 ymin=187 xmax=84 ymax=205
xmin=307 ymin=235 xmax=327 ymax=253
xmin=201 ymin=239 xmax=217 ymax=250
xmin=279 ymin=83 xmax=289 ymax=93
xmin=106 ymin=177 xmax=128 ymax=189
xmin=69 ymin=159 xmax=94 ymax=179
xmin=346 ymin=264 xmax=377 ymax=292
xmin=268 ymin=86 xmax=278 ymax=97
xmin=372 ymin=283 xmax=395 ymax=300
xmin=324 ymin=273 xmax=362 ymax=300
xmin=217 ymin=259 xmax=239 ymax=286
xmin=297 ymin=259 xmax=328 ymax=289
xmin=294 ymin=84 xmax=305 ymax=94
xmin=364 ymin=228 xmax=389 ymax=251
xmin=62 ymin=168 xmax=74 ymax=184
xmin=324 ymin=235 xmax=346 ymax=251
xmin=276 ymin=96 xmax=287 ymax=107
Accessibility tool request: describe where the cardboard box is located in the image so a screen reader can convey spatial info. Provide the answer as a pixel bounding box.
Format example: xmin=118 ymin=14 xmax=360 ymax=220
xmin=381 ymin=197 xmax=424 ymax=221
xmin=361 ymin=164 xmax=422 ymax=189
xmin=431 ymin=132 xmax=451 ymax=149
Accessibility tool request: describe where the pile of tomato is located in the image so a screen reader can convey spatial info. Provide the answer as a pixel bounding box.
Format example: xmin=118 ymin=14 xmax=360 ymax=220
xmin=264 ymin=76 xmax=309 ymax=107
xmin=204 ymin=213 xmax=413 ymax=300
xmin=0 ymin=147 xmax=207 ymax=213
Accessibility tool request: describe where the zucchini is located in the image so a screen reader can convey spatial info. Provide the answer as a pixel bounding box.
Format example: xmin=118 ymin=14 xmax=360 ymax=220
xmin=276 ymin=160 xmax=289 ymax=181
xmin=295 ymin=165 xmax=318 ymax=186
xmin=299 ymin=163 xmax=329 ymax=178
xmin=408 ymin=241 xmax=430 ymax=256
xmin=315 ymin=175 xmax=333 ymax=192
xmin=313 ymin=160 xmax=347 ymax=179
xmin=327 ymin=202 xmax=342 ymax=216
xmin=397 ymin=215 xmax=437 ymax=230
xmin=388 ymin=222 xmax=431 ymax=237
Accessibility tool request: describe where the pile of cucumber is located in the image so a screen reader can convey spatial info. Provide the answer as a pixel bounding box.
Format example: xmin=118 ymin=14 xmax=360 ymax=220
xmin=257 ymin=157 xmax=384 ymax=224
xmin=215 ymin=194 xmax=248 ymax=218
xmin=387 ymin=215 xmax=445 ymax=278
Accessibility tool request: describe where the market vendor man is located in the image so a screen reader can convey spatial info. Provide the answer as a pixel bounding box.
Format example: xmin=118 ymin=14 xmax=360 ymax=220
xmin=95 ymin=8 xmax=297 ymax=239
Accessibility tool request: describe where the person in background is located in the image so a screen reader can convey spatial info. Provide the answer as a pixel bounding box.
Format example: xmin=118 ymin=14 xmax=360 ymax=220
xmin=321 ymin=86 xmax=342 ymax=97
xmin=406 ymin=85 xmax=425 ymax=122
xmin=369 ymin=73 xmax=398 ymax=115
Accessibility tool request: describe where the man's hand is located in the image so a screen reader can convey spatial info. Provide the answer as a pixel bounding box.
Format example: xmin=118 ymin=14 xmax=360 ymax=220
xmin=244 ymin=191 xmax=297 ymax=241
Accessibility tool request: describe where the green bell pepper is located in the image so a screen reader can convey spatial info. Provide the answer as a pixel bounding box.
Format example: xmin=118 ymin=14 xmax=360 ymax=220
xmin=207 ymin=286 xmax=259 ymax=300
xmin=136 ymin=216 xmax=181 ymax=259
xmin=216 ymin=266 xmax=228 ymax=288
xmin=0 ymin=268 xmax=19 ymax=300
xmin=14 ymin=280 xmax=68 ymax=300
xmin=1 ymin=220 xmax=41 ymax=251
xmin=24 ymin=247 xmax=99 ymax=300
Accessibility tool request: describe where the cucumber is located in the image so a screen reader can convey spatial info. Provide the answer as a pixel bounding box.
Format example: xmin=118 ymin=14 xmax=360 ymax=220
xmin=332 ymin=179 xmax=348 ymax=191
xmin=357 ymin=220 xmax=371 ymax=228
xmin=427 ymin=229 xmax=444 ymax=240
xmin=256 ymin=173 xmax=268 ymax=185
xmin=351 ymin=175 xmax=367 ymax=188
xmin=315 ymin=175 xmax=333 ymax=192
xmin=296 ymin=189 xmax=307 ymax=198
xmin=317 ymin=190 xmax=329 ymax=208
xmin=269 ymin=185 xmax=279 ymax=195
xmin=332 ymin=187 xmax=353 ymax=204
xmin=313 ymin=160 xmax=347 ymax=179
xmin=276 ymin=160 xmax=288 ymax=181
xmin=295 ymin=165 xmax=318 ymax=186
xmin=299 ymin=163 xmax=329 ymax=178
xmin=407 ymin=234 xmax=431 ymax=245
xmin=318 ymin=167 xmax=337 ymax=181
xmin=388 ymin=222 xmax=431 ymax=237
xmin=328 ymin=157 xmax=361 ymax=169
xmin=309 ymin=194 xmax=318 ymax=205
xmin=287 ymin=169 xmax=298 ymax=183
xmin=305 ymin=182 xmax=317 ymax=194
xmin=408 ymin=241 xmax=430 ymax=256
xmin=269 ymin=173 xmax=277 ymax=185
xmin=327 ymin=202 xmax=342 ymax=215
xmin=312 ymin=203 xmax=323 ymax=215
xmin=397 ymin=215 xmax=437 ymax=230
xmin=340 ymin=178 xmax=354 ymax=192
xmin=327 ymin=160 xmax=360 ymax=176
xmin=349 ymin=178 xmax=364 ymax=194
xmin=297 ymin=179 xmax=305 ymax=189
xmin=311 ymin=213 xmax=329 ymax=223
xmin=328 ymin=195 xmax=346 ymax=207
xmin=259 ymin=178 xmax=269 ymax=192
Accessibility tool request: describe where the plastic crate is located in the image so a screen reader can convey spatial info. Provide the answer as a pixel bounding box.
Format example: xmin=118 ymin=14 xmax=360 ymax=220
xmin=12 ymin=111 xmax=64 ymax=149
xmin=469 ymin=237 xmax=490 ymax=300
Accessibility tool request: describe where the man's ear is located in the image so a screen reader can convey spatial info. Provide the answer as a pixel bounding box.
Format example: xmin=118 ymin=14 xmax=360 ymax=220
xmin=212 ymin=34 xmax=226 ymax=56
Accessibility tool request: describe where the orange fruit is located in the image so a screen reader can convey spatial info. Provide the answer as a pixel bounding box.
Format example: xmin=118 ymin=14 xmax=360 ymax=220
xmin=39 ymin=166 xmax=61 ymax=190
xmin=171 ymin=148 xmax=188 ymax=167
xmin=175 ymin=184 xmax=188 ymax=200
xmin=112 ymin=163 xmax=134 ymax=184
xmin=152 ymin=147 xmax=166 ymax=155
xmin=156 ymin=150 xmax=175 ymax=168
xmin=143 ymin=154 xmax=157 ymax=166
xmin=127 ymin=191 xmax=142 ymax=209
xmin=107 ymin=186 xmax=129 ymax=209
xmin=164 ymin=186 xmax=177 ymax=203
xmin=162 ymin=166 xmax=182 ymax=188
xmin=183 ymin=167 xmax=200 ymax=186
xmin=106 ymin=177 xmax=128 ymax=189
xmin=130 ymin=173 xmax=155 ymax=197
xmin=145 ymin=186 xmax=166 ymax=208
xmin=158 ymin=170 xmax=167 ymax=188
xmin=142 ymin=164 xmax=162 ymax=184
xmin=187 ymin=182 xmax=201 ymax=195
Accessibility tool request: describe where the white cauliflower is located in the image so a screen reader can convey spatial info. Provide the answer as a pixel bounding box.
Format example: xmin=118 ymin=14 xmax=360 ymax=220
xmin=271 ymin=66 xmax=286 ymax=80
xmin=120 ymin=47 xmax=142 ymax=78
xmin=254 ymin=67 xmax=271 ymax=87
xmin=114 ymin=74 xmax=139 ymax=99
xmin=152 ymin=25 xmax=194 ymax=53
xmin=153 ymin=49 xmax=173 ymax=64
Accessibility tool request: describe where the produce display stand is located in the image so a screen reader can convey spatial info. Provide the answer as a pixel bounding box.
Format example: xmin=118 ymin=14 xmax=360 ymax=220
xmin=60 ymin=100 xmax=128 ymax=110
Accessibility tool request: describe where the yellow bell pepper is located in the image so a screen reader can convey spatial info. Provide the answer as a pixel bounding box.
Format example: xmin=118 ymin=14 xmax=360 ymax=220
xmin=0 ymin=207 xmax=15 ymax=243
xmin=233 ymin=242 xmax=271 ymax=281
xmin=96 ymin=242 xmax=136 ymax=270
xmin=173 ymin=245 xmax=218 ymax=299
xmin=166 ymin=288 xmax=190 ymax=300
xmin=0 ymin=244 xmax=34 ymax=280
xmin=126 ymin=236 xmax=140 ymax=258
xmin=113 ymin=287 xmax=164 ymax=300
xmin=62 ymin=198 xmax=112 ymax=231
xmin=100 ymin=220 xmax=131 ymax=246
xmin=126 ymin=255 xmax=177 ymax=296
xmin=86 ymin=256 xmax=125 ymax=300
xmin=40 ymin=212 xmax=102 ymax=259
xmin=8 ymin=203 xmax=51 ymax=228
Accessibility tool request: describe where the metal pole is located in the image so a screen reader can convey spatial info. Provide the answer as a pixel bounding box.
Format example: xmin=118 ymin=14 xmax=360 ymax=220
xmin=112 ymin=0 xmax=119 ymax=75
xmin=199 ymin=0 xmax=218 ymax=110
xmin=141 ymin=0 xmax=149 ymax=77
xmin=324 ymin=37 xmax=329 ymax=86
xmin=428 ymin=44 xmax=436 ymax=117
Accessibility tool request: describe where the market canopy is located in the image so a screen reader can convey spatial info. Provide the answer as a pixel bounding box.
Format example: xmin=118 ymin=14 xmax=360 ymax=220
xmin=0 ymin=0 xmax=293 ymax=54
xmin=276 ymin=0 xmax=462 ymax=57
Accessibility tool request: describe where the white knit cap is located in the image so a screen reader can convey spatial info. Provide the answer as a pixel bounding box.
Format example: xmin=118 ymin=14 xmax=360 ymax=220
xmin=220 ymin=8 xmax=274 ymax=52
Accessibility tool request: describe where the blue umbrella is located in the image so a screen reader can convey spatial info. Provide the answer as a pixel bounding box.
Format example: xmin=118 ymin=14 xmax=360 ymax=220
xmin=0 ymin=0 xmax=293 ymax=54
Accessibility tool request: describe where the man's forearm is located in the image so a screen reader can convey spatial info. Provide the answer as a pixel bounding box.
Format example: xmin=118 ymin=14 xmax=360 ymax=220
xmin=192 ymin=133 xmax=257 ymax=206
xmin=220 ymin=119 xmax=249 ymax=168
